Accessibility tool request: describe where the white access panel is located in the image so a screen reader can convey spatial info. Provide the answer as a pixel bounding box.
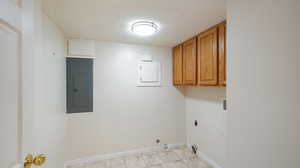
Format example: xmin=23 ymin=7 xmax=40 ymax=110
xmin=137 ymin=62 xmax=161 ymax=86
xmin=68 ymin=39 xmax=95 ymax=57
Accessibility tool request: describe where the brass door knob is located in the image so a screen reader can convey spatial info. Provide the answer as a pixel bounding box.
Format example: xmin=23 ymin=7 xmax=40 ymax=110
xmin=33 ymin=154 xmax=46 ymax=166
xmin=24 ymin=154 xmax=46 ymax=168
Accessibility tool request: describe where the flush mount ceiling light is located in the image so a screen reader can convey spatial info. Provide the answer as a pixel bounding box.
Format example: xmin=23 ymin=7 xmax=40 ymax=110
xmin=131 ymin=21 xmax=159 ymax=36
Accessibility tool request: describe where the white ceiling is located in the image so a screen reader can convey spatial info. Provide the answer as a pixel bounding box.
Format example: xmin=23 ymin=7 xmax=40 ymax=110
xmin=43 ymin=0 xmax=226 ymax=47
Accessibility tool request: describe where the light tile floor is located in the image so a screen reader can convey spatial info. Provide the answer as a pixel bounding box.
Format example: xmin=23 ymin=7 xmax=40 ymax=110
xmin=67 ymin=146 xmax=213 ymax=168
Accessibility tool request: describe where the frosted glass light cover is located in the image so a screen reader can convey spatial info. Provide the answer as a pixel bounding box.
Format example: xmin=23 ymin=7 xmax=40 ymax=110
xmin=131 ymin=21 xmax=158 ymax=36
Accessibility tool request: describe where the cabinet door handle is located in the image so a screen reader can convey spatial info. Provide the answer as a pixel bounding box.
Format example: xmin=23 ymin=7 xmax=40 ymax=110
xmin=73 ymin=89 xmax=79 ymax=92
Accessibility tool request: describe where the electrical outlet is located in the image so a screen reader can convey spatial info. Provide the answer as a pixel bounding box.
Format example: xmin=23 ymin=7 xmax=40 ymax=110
xmin=156 ymin=139 xmax=160 ymax=144
xmin=191 ymin=144 xmax=198 ymax=154
xmin=222 ymin=98 xmax=227 ymax=111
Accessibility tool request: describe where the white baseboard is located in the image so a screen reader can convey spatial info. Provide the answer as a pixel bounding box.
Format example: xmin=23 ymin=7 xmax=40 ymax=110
xmin=187 ymin=144 xmax=223 ymax=168
xmin=64 ymin=143 xmax=185 ymax=167
xmin=196 ymin=150 xmax=223 ymax=168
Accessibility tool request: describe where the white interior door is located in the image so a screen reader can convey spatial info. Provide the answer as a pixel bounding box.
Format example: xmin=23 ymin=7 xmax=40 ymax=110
xmin=0 ymin=1 xmax=22 ymax=167
xmin=0 ymin=19 xmax=22 ymax=168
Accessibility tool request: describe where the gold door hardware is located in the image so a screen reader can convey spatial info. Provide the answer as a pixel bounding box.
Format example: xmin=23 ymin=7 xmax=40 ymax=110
xmin=24 ymin=154 xmax=46 ymax=168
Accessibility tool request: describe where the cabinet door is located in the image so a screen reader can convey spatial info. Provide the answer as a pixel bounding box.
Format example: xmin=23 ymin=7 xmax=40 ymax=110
xmin=67 ymin=58 xmax=93 ymax=113
xmin=183 ymin=38 xmax=197 ymax=85
xmin=197 ymin=27 xmax=218 ymax=85
xmin=173 ymin=45 xmax=183 ymax=85
xmin=218 ymin=22 xmax=226 ymax=86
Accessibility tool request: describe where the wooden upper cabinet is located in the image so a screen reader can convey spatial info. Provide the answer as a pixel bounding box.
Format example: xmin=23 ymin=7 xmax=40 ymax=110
xmin=197 ymin=27 xmax=218 ymax=85
xmin=172 ymin=21 xmax=226 ymax=87
xmin=173 ymin=45 xmax=183 ymax=85
xmin=183 ymin=38 xmax=197 ymax=85
xmin=218 ymin=22 xmax=226 ymax=86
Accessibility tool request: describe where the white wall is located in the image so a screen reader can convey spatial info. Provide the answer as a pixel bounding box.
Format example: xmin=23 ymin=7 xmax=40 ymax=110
xmin=227 ymin=0 xmax=300 ymax=168
xmin=185 ymin=87 xmax=226 ymax=167
xmin=66 ymin=42 xmax=186 ymax=160
xmin=33 ymin=14 xmax=66 ymax=168
xmin=22 ymin=0 xmax=66 ymax=167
